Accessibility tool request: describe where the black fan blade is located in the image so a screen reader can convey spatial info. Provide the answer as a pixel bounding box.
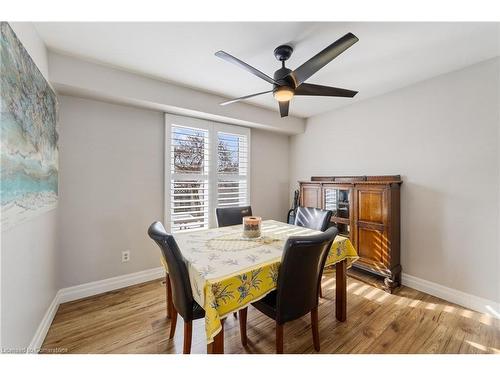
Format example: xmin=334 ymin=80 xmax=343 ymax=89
xmin=215 ymin=51 xmax=278 ymax=85
xmin=290 ymin=33 xmax=359 ymax=86
xmin=279 ymin=101 xmax=289 ymax=118
xmin=220 ymin=90 xmax=273 ymax=106
xmin=295 ymin=83 xmax=358 ymax=98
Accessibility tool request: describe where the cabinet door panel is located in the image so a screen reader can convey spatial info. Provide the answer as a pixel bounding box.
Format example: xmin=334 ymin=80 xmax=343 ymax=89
xmin=358 ymin=190 xmax=385 ymax=224
xmin=300 ymin=185 xmax=322 ymax=208
xmin=357 ymin=226 xmax=389 ymax=268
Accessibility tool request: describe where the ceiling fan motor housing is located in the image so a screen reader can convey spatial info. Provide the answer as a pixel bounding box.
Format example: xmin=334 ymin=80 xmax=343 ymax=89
xmin=273 ymin=66 xmax=294 ymax=91
xmin=273 ymin=44 xmax=294 ymax=62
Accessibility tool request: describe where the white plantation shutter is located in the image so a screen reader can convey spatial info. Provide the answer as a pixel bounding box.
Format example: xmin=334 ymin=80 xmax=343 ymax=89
xmin=167 ymin=121 xmax=211 ymax=232
xmin=170 ymin=179 xmax=209 ymax=231
xmin=165 ymin=115 xmax=250 ymax=233
xmin=217 ymin=131 xmax=249 ymax=208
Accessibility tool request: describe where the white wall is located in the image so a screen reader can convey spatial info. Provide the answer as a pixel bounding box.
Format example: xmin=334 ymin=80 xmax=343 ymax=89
xmin=289 ymin=58 xmax=500 ymax=303
xmin=251 ymin=129 xmax=290 ymax=222
xmin=57 ymin=96 xmax=164 ymax=287
xmin=1 ymin=23 xmax=59 ymax=350
xmin=57 ymin=95 xmax=290 ymax=287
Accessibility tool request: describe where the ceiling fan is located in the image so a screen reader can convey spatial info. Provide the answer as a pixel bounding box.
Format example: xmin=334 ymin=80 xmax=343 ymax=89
xmin=215 ymin=32 xmax=359 ymax=118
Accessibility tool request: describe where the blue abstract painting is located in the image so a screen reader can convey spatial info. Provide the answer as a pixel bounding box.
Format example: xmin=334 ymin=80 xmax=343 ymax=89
xmin=1 ymin=22 xmax=58 ymax=230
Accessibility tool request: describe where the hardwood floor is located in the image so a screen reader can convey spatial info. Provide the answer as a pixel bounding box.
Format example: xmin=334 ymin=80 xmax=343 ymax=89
xmin=41 ymin=270 xmax=500 ymax=354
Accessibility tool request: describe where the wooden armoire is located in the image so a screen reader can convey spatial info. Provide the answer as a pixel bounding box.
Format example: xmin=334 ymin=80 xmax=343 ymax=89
xmin=299 ymin=175 xmax=402 ymax=292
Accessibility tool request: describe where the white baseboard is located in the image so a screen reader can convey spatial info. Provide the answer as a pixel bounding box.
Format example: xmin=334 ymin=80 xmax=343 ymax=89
xmin=58 ymin=267 xmax=165 ymax=304
xmin=27 ymin=289 xmax=61 ymax=354
xmin=28 ymin=267 xmax=165 ymax=353
xmin=401 ymin=273 xmax=500 ymax=318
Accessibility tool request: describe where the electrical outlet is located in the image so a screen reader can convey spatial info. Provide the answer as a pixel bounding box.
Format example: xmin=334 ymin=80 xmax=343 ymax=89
xmin=122 ymin=250 xmax=130 ymax=263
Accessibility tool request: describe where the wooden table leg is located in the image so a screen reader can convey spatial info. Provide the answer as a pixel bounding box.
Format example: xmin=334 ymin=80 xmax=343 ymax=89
xmin=335 ymin=259 xmax=347 ymax=322
xmin=207 ymin=318 xmax=225 ymax=354
xmin=166 ymin=274 xmax=173 ymax=319
xmin=239 ymin=308 xmax=248 ymax=346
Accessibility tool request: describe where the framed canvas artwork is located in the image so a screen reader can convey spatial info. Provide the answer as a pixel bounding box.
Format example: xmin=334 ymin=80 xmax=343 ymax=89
xmin=0 ymin=22 xmax=58 ymax=231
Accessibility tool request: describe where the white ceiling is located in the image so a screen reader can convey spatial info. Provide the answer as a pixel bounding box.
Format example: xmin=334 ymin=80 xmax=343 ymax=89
xmin=34 ymin=22 xmax=499 ymax=118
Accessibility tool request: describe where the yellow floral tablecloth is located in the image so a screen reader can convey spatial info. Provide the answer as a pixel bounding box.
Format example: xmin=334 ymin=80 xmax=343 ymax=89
xmin=161 ymin=220 xmax=358 ymax=344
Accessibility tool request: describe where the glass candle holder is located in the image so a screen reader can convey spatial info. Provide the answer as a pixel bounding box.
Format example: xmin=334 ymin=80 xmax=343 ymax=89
xmin=242 ymin=216 xmax=262 ymax=238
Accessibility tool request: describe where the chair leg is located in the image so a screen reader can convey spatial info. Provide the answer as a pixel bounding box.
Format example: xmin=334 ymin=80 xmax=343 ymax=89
xmin=311 ymin=306 xmax=320 ymax=352
xmin=166 ymin=274 xmax=172 ymax=319
xmin=239 ymin=307 xmax=248 ymax=346
xmin=183 ymin=321 xmax=193 ymax=354
xmin=276 ymin=323 xmax=284 ymax=354
xmin=169 ymin=306 xmax=178 ymax=339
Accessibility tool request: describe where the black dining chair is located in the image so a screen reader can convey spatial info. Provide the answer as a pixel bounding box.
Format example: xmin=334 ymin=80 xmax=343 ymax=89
xmin=294 ymin=206 xmax=333 ymax=232
xmin=148 ymin=221 xmax=206 ymax=354
xmin=216 ymin=205 xmax=253 ymax=319
xmin=294 ymin=206 xmax=333 ymax=297
xmin=216 ymin=206 xmax=252 ymax=227
xmin=238 ymin=227 xmax=338 ymax=353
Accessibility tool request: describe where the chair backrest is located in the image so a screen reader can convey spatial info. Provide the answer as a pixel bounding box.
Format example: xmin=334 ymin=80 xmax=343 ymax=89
xmin=294 ymin=206 xmax=333 ymax=232
xmin=148 ymin=221 xmax=195 ymax=321
xmin=216 ymin=206 xmax=252 ymax=227
xmin=275 ymin=226 xmax=338 ymax=324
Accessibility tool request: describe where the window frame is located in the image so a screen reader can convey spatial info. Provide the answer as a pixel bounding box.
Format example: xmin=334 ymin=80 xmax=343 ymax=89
xmin=164 ymin=114 xmax=251 ymax=233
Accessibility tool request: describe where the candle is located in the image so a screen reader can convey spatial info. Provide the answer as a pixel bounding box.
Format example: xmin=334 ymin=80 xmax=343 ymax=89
xmin=243 ymin=216 xmax=262 ymax=238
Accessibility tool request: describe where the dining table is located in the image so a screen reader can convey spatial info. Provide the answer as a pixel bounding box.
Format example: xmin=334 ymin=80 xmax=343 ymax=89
xmin=161 ymin=219 xmax=358 ymax=354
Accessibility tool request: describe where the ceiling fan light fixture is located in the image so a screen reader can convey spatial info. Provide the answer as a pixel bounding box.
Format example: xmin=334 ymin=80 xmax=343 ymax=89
xmin=273 ymin=86 xmax=294 ymax=102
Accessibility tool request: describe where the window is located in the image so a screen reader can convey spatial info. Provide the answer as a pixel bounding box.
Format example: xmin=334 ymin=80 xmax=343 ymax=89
xmin=165 ymin=115 xmax=250 ymax=233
